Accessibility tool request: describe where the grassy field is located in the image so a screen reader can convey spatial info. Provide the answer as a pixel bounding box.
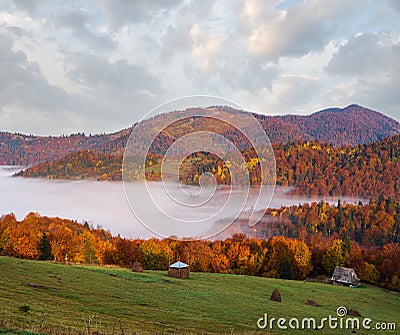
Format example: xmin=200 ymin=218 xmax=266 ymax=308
xmin=0 ymin=256 xmax=398 ymax=335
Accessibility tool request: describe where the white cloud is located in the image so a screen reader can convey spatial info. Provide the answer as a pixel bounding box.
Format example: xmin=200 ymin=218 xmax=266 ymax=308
xmin=189 ymin=23 xmax=228 ymax=75
xmin=239 ymin=0 xmax=369 ymax=61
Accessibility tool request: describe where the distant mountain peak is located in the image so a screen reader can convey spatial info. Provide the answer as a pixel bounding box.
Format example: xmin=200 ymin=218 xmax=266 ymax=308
xmin=314 ymin=104 xmax=373 ymax=115
xmin=279 ymin=104 xmax=399 ymax=146
xmin=345 ymin=103 xmax=363 ymax=109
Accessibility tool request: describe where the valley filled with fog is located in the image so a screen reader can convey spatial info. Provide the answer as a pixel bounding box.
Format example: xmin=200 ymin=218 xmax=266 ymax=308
xmin=0 ymin=166 xmax=366 ymax=239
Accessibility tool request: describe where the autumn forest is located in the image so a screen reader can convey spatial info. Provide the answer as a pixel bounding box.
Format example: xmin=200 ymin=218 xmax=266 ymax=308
xmin=1 ymin=105 xmax=400 ymax=293
xmin=16 ymin=135 xmax=400 ymax=199
xmin=1 ymin=193 xmax=399 ymax=290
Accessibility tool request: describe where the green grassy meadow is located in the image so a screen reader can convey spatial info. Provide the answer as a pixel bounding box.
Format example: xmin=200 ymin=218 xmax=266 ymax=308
xmin=0 ymin=256 xmax=398 ymax=334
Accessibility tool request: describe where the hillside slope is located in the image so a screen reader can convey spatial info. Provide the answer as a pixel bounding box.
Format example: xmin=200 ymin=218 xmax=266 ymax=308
xmin=1 ymin=257 xmax=398 ymax=335
xmin=180 ymin=135 xmax=400 ymax=199
xmin=15 ymin=150 xmax=122 ymax=181
xmin=0 ymin=128 xmax=130 ymax=166
xmin=17 ymin=135 xmax=400 ymax=199
xmin=1 ymin=105 xmax=398 ymax=166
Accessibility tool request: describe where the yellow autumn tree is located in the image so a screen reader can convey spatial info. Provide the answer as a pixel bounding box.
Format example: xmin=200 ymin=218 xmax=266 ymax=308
xmin=291 ymin=240 xmax=313 ymax=279
xmin=322 ymin=239 xmax=344 ymax=273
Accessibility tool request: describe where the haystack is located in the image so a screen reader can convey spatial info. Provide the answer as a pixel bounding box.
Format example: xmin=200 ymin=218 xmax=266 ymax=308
xmin=168 ymin=261 xmax=190 ymax=279
xmin=132 ymin=261 xmax=143 ymax=272
xmin=270 ymin=288 xmax=281 ymax=302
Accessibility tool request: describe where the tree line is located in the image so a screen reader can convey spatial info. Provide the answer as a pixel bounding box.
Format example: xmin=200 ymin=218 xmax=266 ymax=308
xmin=17 ymin=135 xmax=400 ymax=200
xmin=1 ymin=196 xmax=399 ymax=291
xmin=187 ymin=135 xmax=400 ymax=199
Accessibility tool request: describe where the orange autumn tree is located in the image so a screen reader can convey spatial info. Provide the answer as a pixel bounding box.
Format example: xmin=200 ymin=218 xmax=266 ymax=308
xmin=262 ymin=236 xmax=313 ymax=280
xmin=209 ymin=240 xmax=230 ymax=273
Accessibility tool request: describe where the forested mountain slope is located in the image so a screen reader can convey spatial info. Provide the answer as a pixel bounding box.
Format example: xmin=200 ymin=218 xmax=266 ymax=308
xmin=1 ymin=105 xmax=398 ymax=166
xmin=17 ymin=135 xmax=400 ymax=200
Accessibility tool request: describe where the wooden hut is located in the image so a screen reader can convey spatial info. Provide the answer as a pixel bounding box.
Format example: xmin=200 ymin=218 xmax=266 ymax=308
xmin=168 ymin=261 xmax=190 ymax=279
xmin=132 ymin=261 xmax=143 ymax=272
xmin=331 ymin=266 xmax=360 ymax=286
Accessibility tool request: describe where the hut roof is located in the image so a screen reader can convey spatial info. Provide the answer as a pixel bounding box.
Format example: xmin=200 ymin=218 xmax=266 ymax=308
xmin=331 ymin=266 xmax=360 ymax=285
xmin=170 ymin=261 xmax=189 ymax=269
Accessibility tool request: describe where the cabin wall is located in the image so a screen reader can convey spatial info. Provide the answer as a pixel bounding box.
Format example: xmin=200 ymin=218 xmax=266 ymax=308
xmin=168 ymin=267 xmax=190 ymax=279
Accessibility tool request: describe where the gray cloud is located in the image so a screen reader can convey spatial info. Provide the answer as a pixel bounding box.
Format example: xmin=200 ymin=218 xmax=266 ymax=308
xmin=62 ymin=51 xmax=164 ymax=125
xmin=9 ymin=0 xmax=49 ymax=15
xmin=324 ymin=31 xmax=400 ymax=120
xmin=223 ymin=62 xmax=279 ymax=92
xmin=6 ymin=25 xmax=30 ymax=37
xmin=160 ymin=24 xmax=192 ymax=62
xmin=0 ymin=31 xmax=164 ymax=135
xmin=0 ymin=33 xmax=74 ymax=113
xmin=389 ymin=0 xmax=400 ymax=12
xmin=0 ymin=33 xmax=85 ymax=134
xmin=65 ymin=52 xmax=162 ymax=96
xmin=325 ymin=32 xmax=400 ymax=76
xmin=57 ymin=10 xmax=117 ymax=51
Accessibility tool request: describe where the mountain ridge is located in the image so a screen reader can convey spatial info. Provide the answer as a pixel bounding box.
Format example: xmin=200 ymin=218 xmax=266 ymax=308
xmin=1 ymin=104 xmax=399 ymax=166
xmin=278 ymin=104 xmax=399 ymax=146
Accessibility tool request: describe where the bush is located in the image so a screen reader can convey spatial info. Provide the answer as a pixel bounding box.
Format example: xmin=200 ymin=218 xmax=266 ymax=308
xmin=360 ymin=262 xmax=380 ymax=284
xmin=18 ymin=305 xmax=30 ymax=313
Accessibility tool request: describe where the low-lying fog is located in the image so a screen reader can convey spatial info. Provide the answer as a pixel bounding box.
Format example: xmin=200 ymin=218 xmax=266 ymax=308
xmin=0 ymin=166 xmax=365 ymax=239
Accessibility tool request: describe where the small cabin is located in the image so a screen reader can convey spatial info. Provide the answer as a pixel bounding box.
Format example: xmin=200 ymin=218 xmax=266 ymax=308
xmin=168 ymin=261 xmax=190 ymax=279
xmin=331 ymin=266 xmax=360 ymax=287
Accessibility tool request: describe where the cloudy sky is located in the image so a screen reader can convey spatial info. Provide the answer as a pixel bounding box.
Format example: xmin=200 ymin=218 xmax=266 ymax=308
xmin=0 ymin=0 xmax=399 ymax=135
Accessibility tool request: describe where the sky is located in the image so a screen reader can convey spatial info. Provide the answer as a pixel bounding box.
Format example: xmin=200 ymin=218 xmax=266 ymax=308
xmin=0 ymin=0 xmax=399 ymax=135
